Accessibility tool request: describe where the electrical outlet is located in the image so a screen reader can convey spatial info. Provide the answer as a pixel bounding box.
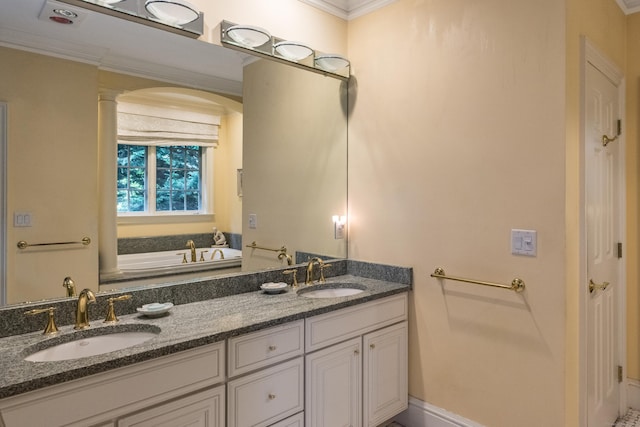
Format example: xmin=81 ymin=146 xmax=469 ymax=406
xmin=334 ymin=222 xmax=345 ymax=239
xmin=248 ymin=213 xmax=257 ymax=229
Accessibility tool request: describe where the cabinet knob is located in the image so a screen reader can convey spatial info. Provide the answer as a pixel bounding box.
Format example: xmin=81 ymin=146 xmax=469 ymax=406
xmin=268 ymin=393 xmax=276 ymax=400
xmin=268 ymin=345 xmax=277 ymax=351
xmin=370 ymin=343 xmax=375 ymax=349
xmin=354 ymin=349 xmax=360 ymax=355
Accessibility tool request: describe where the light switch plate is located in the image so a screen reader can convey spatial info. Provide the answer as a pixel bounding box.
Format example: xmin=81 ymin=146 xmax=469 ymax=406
xmin=14 ymin=211 xmax=33 ymax=227
xmin=511 ymin=229 xmax=537 ymax=256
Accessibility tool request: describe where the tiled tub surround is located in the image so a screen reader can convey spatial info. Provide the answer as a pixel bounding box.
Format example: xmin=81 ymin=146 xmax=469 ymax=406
xmin=0 ymin=259 xmax=411 ymax=400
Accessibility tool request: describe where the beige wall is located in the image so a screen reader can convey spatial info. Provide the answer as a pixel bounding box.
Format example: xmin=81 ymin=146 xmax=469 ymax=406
xmin=0 ymin=47 xmax=100 ymax=304
xmin=348 ymin=1 xmax=566 ymax=426
xmin=242 ymin=59 xmax=348 ymax=271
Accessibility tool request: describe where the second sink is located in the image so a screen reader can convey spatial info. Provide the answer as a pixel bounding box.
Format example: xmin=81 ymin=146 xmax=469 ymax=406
xmin=24 ymin=325 xmax=160 ymax=362
xmin=297 ymin=283 xmax=366 ymax=299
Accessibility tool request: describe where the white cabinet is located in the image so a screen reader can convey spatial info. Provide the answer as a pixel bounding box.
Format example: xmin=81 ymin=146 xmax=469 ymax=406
xmin=0 ymin=342 xmax=226 ymax=427
xmin=363 ymin=322 xmax=408 ymax=427
xmin=305 ymin=337 xmax=362 ymax=427
xmin=117 ymin=385 xmax=225 ymax=427
xmin=305 ymin=293 xmax=408 ymax=427
xmin=227 ymin=357 xmax=304 ymax=427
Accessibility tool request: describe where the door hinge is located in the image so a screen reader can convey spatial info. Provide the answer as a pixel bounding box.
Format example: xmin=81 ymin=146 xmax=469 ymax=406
xmin=617 ymin=242 xmax=623 ymax=259
xmin=617 ymin=119 xmax=622 ymax=136
xmin=618 ymin=365 xmax=623 ymax=383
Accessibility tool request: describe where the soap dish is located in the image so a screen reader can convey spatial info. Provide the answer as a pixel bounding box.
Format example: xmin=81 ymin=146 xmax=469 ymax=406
xmin=260 ymin=282 xmax=288 ymax=294
xmin=137 ymin=302 xmax=174 ymax=318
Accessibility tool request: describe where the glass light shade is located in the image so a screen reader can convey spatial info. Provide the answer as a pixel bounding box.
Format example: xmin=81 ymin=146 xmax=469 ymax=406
xmin=145 ymin=0 xmax=199 ymax=26
xmin=274 ymin=41 xmax=313 ymax=61
xmin=226 ymin=25 xmax=271 ymax=48
xmin=315 ymin=54 xmax=350 ymax=72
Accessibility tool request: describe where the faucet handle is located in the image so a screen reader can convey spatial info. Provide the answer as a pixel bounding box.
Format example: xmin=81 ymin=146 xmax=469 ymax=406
xmin=319 ymin=263 xmax=332 ymax=284
xmin=199 ymin=250 xmax=208 ymax=262
xmin=283 ymin=269 xmax=299 ymax=289
xmin=25 ymin=307 xmax=59 ymax=335
xmin=177 ymin=253 xmax=188 ymax=264
xmin=104 ymin=294 xmax=132 ymax=323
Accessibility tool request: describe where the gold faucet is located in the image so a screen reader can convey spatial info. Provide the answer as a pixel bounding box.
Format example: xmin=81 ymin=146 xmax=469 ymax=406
xmin=211 ymin=248 xmax=225 ymax=260
xmin=305 ymin=257 xmax=324 ymax=285
xmin=62 ymin=276 xmax=76 ymax=297
xmin=75 ymin=288 xmax=96 ymax=330
xmin=186 ymin=240 xmax=197 ymax=262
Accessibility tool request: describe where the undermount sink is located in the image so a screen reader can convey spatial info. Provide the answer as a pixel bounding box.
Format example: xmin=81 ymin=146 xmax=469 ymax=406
xmin=297 ymin=283 xmax=366 ymax=299
xmin=24 ymin=325 xmax=160 ymax=362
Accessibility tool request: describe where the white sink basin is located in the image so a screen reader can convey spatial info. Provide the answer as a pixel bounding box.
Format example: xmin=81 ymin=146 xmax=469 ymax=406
xmin=25 ymin=329 xmax=159 ymax=362
xmin=298 ymin=283 xmax=365 ymax=299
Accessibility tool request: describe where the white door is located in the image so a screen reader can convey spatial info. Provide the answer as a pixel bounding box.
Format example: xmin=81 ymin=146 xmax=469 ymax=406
xmin=585 ymin=61 xmax=622 ymax=426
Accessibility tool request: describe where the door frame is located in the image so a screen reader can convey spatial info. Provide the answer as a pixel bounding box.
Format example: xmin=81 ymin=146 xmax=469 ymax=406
xmin=579 ymin=36 xmax=628 ymax=425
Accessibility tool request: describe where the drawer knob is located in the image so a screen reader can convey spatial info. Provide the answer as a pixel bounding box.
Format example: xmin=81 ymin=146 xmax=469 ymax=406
xmin=268 ymin=393 xmax=276 ymax=400
xmin=268 ymin=345 xmax=277 ymax=351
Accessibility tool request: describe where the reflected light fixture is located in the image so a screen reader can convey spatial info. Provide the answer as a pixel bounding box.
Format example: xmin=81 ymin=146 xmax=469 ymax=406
xmin=226 ymin=24 xmax=271 ymax=48
xmin=145 ymin=0 xmax=199 ymax=26
xmin=274 ymin=41 xmax=313 ymax=61
xmin=315 ymin=54 xmax=350 ymax=72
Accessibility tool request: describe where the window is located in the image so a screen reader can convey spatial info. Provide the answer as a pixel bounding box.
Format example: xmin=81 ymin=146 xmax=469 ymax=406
xmin=117 ymin=144 xmax=210 ymax=216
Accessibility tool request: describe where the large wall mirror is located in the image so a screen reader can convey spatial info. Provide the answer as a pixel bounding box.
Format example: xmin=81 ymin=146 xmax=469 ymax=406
xmin=0 ymin=1 xmax=347 ymax=306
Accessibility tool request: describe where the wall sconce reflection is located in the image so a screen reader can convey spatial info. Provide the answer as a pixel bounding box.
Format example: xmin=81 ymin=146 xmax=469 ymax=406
xmin=332 ymin=215 xmax=347 ymax=240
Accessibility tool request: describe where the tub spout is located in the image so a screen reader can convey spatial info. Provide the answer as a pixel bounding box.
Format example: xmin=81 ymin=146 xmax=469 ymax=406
xmin=211 ymin=249 xmax=225 ymax=260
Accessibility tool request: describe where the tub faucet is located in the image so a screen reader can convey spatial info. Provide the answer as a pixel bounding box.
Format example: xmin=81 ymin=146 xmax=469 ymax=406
xmin=305 ymin=257 xmax=324 ymax=285
xmin=75 ymin=288 xmax=96 ymax=330
xmin=211 ymin=248 xmax=225 ymax=260
xmin=62 ymin=276 xmax=76 ymax=297
xmin=186 ymin=240 xmax=197 ymax=262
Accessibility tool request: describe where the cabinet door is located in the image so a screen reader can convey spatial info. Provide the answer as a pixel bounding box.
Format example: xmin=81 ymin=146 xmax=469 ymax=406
xmin=363 ymin=322 xmax=408 ymax=427
xmin=305 ymin=337 xmax=361 ymax=427
xmin=117 ymin=385 xmax=225 ymax=427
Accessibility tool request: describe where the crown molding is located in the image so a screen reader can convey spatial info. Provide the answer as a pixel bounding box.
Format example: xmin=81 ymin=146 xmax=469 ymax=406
xmin=298 ymin=0 xmax=396 ymax=20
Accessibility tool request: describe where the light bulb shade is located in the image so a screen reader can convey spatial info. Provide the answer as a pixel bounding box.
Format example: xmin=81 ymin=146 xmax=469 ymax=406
xmin=145 ymin=0 xmax=199 ymax=26
xmin=226 ymin=25 xmax=271 ymax=48
xmin=274 ymin=41 xmax=313 ymax=61
xmin=315 ymin=54 xmax=350 ymax=72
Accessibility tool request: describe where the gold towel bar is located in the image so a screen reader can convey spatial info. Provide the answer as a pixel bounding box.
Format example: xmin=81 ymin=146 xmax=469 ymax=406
xmin=430 ymin=267 xmax=525 ymax=293
xmin=245 ymin=241 xmax=287 ymax=253
xmin=17 ymin=237 xmax=91 ymax=250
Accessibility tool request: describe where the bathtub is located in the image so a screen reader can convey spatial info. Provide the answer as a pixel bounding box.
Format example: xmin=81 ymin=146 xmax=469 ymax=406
xmin=118 ymin=247 xmax=242 ymax=273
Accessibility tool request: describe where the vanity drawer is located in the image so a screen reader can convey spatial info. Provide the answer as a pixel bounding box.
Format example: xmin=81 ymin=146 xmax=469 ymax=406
xmin=305 ymin=293 xmax=408 ymax=352
xmin=227 ymin=357 xmax=304 ymax=427
xmin=228 ymin=320 xmax=304 ymax=377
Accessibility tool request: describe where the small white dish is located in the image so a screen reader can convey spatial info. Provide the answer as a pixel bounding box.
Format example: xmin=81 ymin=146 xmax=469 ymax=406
xmin=137 ymin=302 xmax=174 ymax=317
xmin=260 ymin=282 xmax=288 ymax=294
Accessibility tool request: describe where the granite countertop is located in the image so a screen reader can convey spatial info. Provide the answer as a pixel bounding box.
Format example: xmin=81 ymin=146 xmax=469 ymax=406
xmin=0 ymin=274 xmax=409 ymax=400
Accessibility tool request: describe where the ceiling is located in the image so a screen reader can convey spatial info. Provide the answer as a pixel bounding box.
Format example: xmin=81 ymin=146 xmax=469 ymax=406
xmin=0 ymin=0 xmax=246 ymax=96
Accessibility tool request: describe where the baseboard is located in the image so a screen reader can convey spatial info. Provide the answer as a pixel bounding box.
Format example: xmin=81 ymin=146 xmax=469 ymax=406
xmin=629 ymin=379 xmax=640 ymax=410
xmin=392 ymin=396 xmax=485 ymax=427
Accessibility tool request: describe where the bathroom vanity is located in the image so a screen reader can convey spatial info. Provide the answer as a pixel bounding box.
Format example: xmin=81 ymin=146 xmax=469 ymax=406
xmin=0 ymin=267 xmax=410 ymax=427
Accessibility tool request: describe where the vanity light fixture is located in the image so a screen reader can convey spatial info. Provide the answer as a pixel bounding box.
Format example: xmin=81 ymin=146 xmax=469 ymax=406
xmin=144 ymin=0 xmax=199 ymax=26
xmin=225 ymin=24 xmax=271 ymax=48
xmin=274 ymin=41 xmax=314 ymax=61
xmin=220 ymin=20 xmax=350 ymax=80
xmin=315 ymin=54 xmax=350 ymax=72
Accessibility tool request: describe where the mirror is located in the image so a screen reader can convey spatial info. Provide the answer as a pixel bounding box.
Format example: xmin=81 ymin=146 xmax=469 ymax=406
xmin=0 ymin=4 xmax=347 ymax=306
